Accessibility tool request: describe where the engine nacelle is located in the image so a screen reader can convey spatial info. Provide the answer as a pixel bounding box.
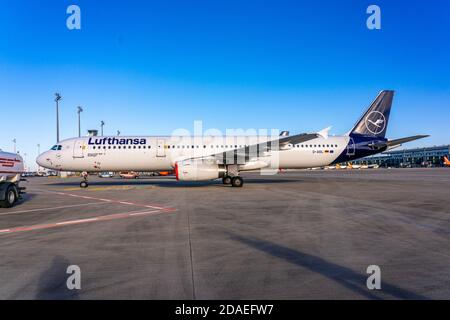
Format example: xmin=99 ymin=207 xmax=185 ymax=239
xmin=175 ymin=160 xmax=226 ymax=181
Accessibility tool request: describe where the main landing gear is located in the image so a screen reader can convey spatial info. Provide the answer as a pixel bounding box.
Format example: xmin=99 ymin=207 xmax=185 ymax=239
xmin=222 ymin=176 xmax=232 ymax=185
xmin=222 ymin=175 xmax=244 ymax=187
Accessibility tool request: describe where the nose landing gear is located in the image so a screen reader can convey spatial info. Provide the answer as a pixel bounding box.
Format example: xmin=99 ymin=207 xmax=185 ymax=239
xmin=80 ymin=171 xmax=89 ymax=188
xmin=80 ymin=180 xmax=88 ymax=188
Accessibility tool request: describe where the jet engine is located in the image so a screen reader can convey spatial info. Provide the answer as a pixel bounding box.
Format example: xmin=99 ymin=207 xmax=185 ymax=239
xmin=175 ymin=160 xmax=226 ymax=181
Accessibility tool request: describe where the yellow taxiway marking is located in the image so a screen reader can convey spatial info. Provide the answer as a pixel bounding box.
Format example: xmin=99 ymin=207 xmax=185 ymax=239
xmin=62 ymin=185 xmax=157 ymax=191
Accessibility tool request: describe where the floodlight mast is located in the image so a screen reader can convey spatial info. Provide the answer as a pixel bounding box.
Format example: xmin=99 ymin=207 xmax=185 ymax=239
xmin=55 ymin=93 xmax=62 ymax=143
xmin=77 ymin=106 xmax=83 ymax=137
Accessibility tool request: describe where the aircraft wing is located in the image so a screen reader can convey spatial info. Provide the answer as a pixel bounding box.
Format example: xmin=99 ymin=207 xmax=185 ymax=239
xmin=186 ymin=131 xmax=320 ymax=164
xmin=218 ymin=132 xmax=320 ymax=161
xmin=276 ymin=132 xmax=320 ymax=148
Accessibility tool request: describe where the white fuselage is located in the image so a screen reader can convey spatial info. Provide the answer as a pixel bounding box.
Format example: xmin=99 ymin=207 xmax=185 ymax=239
xmin=37 ymin=135 xmax=351 ymax=172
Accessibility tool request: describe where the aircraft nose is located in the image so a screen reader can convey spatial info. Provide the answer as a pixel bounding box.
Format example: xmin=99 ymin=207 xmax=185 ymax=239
xmin=36 ymin=152 xmax=50 ymax=168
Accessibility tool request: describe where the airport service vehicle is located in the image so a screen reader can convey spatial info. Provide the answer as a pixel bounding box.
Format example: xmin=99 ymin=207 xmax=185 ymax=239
xmin=36 ymin=90 xmax=429 ymax=188
xmin=347 ymin=163 xmax=361 ymax=169
xmin=119 ymin=171 xmax=139 ymax=179
xmin=98 ymin=172 xmax=114 ymax=178
xmin=158 ymin=171 xmax=173 ymax=176
xmin=0 ymin=151 xmax=24 ymax=208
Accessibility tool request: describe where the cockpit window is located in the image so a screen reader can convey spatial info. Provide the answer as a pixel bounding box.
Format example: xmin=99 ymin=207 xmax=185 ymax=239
xmin=51 ymin=145 xmax=62 ymax=151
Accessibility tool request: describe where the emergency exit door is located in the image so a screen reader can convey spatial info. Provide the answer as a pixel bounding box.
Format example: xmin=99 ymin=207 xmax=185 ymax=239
xmin=157 ymin=139 xmax=166 ymax=157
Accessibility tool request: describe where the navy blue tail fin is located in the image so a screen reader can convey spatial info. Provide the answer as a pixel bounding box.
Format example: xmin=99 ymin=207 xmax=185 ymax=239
xmin=349 ymin=90 xmax=394 ymax=138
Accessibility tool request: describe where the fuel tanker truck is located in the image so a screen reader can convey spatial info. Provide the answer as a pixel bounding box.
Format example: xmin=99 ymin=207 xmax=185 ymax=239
xmin=0 ymin=150 xmax=25 ymax=208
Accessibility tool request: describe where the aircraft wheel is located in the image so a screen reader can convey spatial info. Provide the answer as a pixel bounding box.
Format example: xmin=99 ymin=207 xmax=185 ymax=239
xmin=80 ymin=181 xmax=88 ymax=188
xmin=222 ymin=176 xmax=232 ymax=185
xmin=0 ymin=185 xmax=17 ymax=208
xmin=231 ymin=176 xmax=243 ymax=187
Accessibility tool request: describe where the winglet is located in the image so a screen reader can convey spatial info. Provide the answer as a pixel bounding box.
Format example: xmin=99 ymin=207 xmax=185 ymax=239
xmin=317 ymin=126 xmax=332 ymax=139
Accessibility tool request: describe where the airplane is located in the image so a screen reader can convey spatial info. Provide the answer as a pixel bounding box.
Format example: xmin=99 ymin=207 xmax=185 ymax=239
xmin=444 ymin=156 xmax=450 ymax=167
xmin=36 ymin=90 xmax=429 ymax=188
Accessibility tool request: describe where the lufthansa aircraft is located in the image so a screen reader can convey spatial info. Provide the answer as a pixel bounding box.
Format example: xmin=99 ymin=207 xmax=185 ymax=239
xmin=36 ymin=91 xmax=428 ymax=188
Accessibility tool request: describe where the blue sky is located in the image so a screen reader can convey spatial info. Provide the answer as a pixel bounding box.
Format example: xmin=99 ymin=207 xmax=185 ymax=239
xmin=1 ymin=0 xmax=449 ymax=169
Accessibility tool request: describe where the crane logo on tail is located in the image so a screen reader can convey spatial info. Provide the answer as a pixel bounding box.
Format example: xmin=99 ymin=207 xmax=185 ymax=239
xmin=365 ymin=111 xmax=386 ymax=135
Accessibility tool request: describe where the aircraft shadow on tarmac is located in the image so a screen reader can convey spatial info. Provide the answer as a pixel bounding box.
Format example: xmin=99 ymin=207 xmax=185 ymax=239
xmin=35 ymin=255 xmax=80 ymax=300
xmin=47 ymin=177 xmax=300 ymax=188
xmin=227 ymin=233 xmax=428 ymax=300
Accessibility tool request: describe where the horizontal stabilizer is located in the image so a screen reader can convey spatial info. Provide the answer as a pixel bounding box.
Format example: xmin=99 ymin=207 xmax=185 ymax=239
xmin=386 ymin=135 xmax=430 ymax=147
xmin=369 ymin=135 xmax=429 ymax=149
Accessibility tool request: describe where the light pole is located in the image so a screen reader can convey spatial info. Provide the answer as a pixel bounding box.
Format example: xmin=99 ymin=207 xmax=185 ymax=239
xmin=77 ymin=106 xmax=83 ymax=137
xmin=55 ymin=93 xmax=62 ymax=142
xmin=12 ymin=138 xmax=16 ymax=153
xmin=101 ymin=121 xmax=105 ymax=136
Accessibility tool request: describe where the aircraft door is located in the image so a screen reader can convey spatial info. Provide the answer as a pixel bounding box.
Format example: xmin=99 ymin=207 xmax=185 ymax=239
xmin=157 ymin=139 xmax=166 ymax=157
xmin=346 ymin=137 xmax=355 ymax=156
xmin=73 ymin=139 xmax=85 ymax=158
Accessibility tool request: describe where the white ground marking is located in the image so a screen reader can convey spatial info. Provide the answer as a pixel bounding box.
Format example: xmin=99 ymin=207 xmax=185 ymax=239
xmin=0 ymin=202 xmax=106 ymax=216
xmin=56 ymin=218 xmax=99 ymax=225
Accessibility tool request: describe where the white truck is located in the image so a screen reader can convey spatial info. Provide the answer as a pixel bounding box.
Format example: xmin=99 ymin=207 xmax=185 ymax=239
xmin=0 ymin=150 xmax=25 ymax=208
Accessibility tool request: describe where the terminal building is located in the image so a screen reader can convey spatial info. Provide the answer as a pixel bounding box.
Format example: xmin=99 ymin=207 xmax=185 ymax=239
xmin=353 ymin=145 xmax=450 ymax=167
